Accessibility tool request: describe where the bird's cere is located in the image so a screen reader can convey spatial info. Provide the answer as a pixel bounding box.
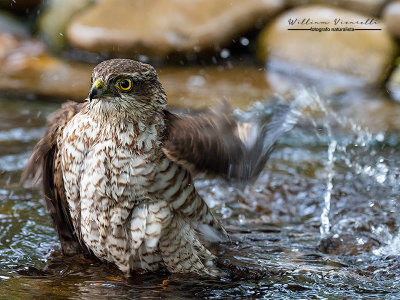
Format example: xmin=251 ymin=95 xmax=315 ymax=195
xmin=93 ymin=79 xmax=103 ymax=89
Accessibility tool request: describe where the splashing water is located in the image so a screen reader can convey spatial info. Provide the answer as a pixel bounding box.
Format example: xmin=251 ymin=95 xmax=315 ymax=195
xmin=291 ymin=90 xmax=340 ymax=239
xmin=289 ymin=89 xmax=400 ymax=250
xmin=240 ymin=88 xmax=400 ymax=247
xmin=274 ymin=90 xmax=340 ymax=239
xmin=320 ymin=140 xmax=336 ymax=238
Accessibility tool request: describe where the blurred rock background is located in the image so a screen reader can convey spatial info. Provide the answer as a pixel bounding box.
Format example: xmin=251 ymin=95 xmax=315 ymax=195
xmin=0 ymin=0 xmax=399 ymax=107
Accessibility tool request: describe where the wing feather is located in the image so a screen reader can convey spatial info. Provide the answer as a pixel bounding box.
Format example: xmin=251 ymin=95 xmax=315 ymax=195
xmin=162 ymin=102 xmax=277 ymax=184
xmin=21 ymin=101 xmax=89 ymax=256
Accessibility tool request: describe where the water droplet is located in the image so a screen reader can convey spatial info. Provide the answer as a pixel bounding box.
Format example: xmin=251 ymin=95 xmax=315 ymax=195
xmin=138 ymin=55 xmax=149 ymax=63
xmin=221 ymin=205 xmax=232 ymax=219
xmin=240 ymin=37 xmax=249 ymax=46
xmin=187 ymin=75 xmax=205 ymax=88
xmin=5 ymin=176 xmax=11 ymax=186
xmin=375 ymin=132 xmax=385 ymax=142
xmin=238 ymin=214 xmax=246 ymax=224
xmin=220 ymin=49 xmax=230 ymax=59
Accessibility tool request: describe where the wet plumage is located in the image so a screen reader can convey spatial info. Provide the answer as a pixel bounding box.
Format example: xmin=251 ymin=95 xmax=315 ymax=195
xmin=22 ymin=59 xmax=276 ymax=277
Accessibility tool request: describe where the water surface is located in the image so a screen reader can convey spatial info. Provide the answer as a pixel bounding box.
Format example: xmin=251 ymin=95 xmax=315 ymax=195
xmin=1 ymin=90 xmax=400 ymax=299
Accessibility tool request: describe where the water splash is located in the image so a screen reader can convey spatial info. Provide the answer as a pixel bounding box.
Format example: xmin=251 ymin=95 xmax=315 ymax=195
xmin=373 ymin=233 xmax=400 ymax=256
xmin=320 ymin=140 xmax=336 ymax=238
xmin=297 ymin=91 xmax=337 ymax=239
xmin=204 ymin=88 xmax=400 ymax=255
xmin=271 ymin=88 xmax=400 ymax=243
xmin=283 ymin=89 xmax=340 ymax=239
xmin=296 ymin=89 xmax=400 ymax=252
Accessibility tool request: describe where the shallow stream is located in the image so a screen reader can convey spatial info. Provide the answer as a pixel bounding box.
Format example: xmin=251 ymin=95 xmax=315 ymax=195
xmin=1 ymin=86 xmax=400 ymax=298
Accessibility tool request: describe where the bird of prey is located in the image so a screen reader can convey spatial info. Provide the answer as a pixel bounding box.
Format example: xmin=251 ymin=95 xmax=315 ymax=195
xmin=22 ymin=59 xmax=278 ymax=277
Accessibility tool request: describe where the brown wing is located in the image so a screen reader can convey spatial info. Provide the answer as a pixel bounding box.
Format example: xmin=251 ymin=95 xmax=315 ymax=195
xmin=21 ymin=101 xmax=90 ymax=256
xmin=162 ymin=102 xmax=278 ymax=184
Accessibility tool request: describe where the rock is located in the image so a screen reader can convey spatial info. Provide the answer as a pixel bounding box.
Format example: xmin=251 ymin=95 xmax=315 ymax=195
xmin=41 ymin=64 xmax=272 ymax=108
xmin=258 ymin=5 xmax=397 ymax=86
xmin=38 ymin=0 xmax=94 ymax=52
xmin=0 ymin=33 xmax=272 ymax=108
xmin=0 ymin=33 xmax=93 ymax=100
xmin=387 ymin=63 xmax=400 ymax=102
xmin=318 ymin=233 xmax=380 ymax=255
xmin=67 ymin=0 xmax=284 ymax=57
xmin=383 ymin=1 xmax=400 ymax=38
xmin=286 ymin=0 xmax=386 ymax=16
xmin=343 ymin=90 xmax=400 ymax=132
xmin=336 ymin=0 xmax=385 ymax=16
xmin=158 ymin=66 xmax=273 ymax=109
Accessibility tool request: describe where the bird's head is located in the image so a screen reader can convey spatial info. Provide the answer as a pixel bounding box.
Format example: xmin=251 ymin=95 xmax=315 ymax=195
xmin=88 ymin=59 xmax=167 ymax=122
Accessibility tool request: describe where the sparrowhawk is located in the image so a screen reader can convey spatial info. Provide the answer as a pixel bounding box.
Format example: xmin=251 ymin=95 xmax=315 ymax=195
xmin=22 ymin=59 xmax=275 ymax=277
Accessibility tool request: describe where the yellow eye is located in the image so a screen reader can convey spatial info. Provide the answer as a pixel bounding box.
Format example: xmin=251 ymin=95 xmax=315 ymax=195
xmin=116 ymin=78 xmax=132 ymax=92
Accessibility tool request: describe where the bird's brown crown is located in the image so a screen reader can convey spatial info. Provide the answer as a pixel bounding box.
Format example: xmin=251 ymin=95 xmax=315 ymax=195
xmin=91 ymin=59 xmax=157 ymax=82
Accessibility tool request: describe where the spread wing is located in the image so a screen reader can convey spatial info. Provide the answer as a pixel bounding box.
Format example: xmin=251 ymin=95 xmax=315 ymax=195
xmin=21 ymin=101 xmax=89 ymax=256
xmin=163 ymin=102 xmax=278 ymax=184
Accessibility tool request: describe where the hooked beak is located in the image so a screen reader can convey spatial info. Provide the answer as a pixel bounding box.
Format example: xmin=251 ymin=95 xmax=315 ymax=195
xmin=89 ymin=79 xmax=104 ymax=101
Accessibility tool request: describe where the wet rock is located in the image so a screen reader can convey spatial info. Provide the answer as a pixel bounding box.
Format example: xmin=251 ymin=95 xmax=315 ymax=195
xmin=286 ymin=0 xmax=386 ymax=16
xmin=17 ymin=266 xmax=46 ymax=277
xmin=38 ymin=0 xmax=94 ymax=52
xmin=159 ymin=66 xmax=273 ymax=109
xmin=333 ymin=90 xmax=400 ymax=132
xmin=217 ymin=257 xmax=271 ymax=280
xmin=318 ymin=234 xmax=381 ymax=255
xmin=387 ymin=63 xmax=400 ymax=102
xmin=0 ymin=33 xmax=93 ymax=100
xmin=67 ymin=0 xmax=284 ymax=57
xmin=258 ymin=5 xmax=397 ymax=86
xmin=382 ymin=1 xmax=400 ymax=38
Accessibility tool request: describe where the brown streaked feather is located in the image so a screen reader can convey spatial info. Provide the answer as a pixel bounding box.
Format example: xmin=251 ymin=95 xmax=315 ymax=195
xmin=21 ymin=101 xmax=89 ymax=256
xmin=162 ymin=102 xmax=275 ymax=184
xmin=163 ymin=107 xmax=243 ymax=176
